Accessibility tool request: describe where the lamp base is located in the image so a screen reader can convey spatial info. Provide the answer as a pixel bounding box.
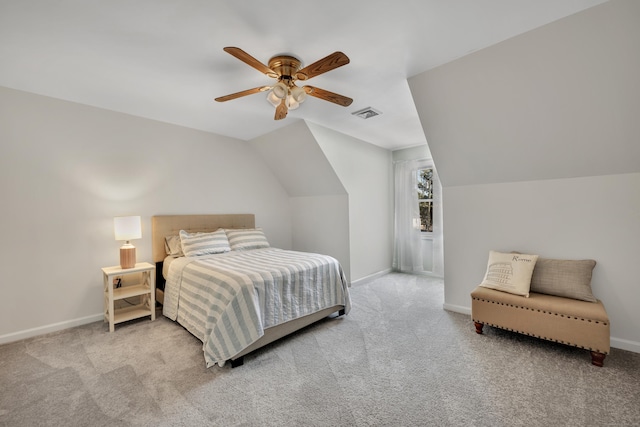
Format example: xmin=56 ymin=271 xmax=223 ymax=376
xmin=120 ymin=244 xmax=136 ymax=269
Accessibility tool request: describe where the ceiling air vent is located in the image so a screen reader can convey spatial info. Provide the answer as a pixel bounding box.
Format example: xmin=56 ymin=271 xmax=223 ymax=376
xmin=352 ymin=107 xmax=382 ymax=119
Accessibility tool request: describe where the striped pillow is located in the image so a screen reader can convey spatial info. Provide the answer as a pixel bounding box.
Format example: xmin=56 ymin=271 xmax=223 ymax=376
xmin=225 ymin=228 xmax=270 ymax=251
xmin=179 ymin=229 xmax=230 ymax=257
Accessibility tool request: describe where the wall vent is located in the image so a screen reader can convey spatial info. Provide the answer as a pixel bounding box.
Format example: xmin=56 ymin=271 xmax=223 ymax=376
xmin=352 ymin=107 xmax=382 ymax=119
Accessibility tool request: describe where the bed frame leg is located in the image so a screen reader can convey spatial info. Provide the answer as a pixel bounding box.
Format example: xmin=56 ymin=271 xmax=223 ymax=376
xmin=590 ymin=351 xmax=605 ymax=367
xmin=338 ymin=308 xmax=345 ymax=317
xmin=230 ymin=357 xmax=244 ymax=368
xmin=474 ymin=321 xmax=484 ymax=334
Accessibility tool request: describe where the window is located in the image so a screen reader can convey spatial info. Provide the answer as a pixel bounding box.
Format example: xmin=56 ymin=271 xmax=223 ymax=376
xmin=417 ymin=168 xmax=433 ymax=232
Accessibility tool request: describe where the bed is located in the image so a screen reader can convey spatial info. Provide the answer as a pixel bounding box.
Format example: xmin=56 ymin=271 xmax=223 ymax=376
xmin=152 ymin=214 xmax=351 ymax=368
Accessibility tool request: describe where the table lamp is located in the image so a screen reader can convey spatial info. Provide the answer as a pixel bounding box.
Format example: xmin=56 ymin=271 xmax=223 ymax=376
xmin=114 ymin=215 xmax=142 ymax=269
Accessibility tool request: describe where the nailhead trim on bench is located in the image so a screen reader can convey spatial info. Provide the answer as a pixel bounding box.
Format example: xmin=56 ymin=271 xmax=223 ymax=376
xmin=471 ymin=297 xmax=608 ymax=325
xmin=472 ymin=319 xmax=609 ymax=354
xmin=472 ymin=297 xmax=609 ymax=355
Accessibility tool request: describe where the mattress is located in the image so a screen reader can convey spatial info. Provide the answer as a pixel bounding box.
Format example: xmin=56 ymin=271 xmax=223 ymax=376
xmin=163 ymin=247 xmax=350 ymax=367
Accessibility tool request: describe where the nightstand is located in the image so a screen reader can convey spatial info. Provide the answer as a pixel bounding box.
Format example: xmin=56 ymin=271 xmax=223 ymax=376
xmin=102 ymin=262 xmax=155 ymax=332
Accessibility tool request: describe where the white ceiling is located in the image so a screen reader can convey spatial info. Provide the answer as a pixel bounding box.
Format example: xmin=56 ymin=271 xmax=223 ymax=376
xmin=0 ymin=0 xmax=607 ymax=151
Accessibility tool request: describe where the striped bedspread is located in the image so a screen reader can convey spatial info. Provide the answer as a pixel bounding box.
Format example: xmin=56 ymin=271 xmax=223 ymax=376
xmin=163 ymin=248 xmax=351 ymax=367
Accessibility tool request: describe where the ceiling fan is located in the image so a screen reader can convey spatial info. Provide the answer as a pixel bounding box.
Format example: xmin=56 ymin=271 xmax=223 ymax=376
xmin=215 ymin=47 xmax=353 ymax=120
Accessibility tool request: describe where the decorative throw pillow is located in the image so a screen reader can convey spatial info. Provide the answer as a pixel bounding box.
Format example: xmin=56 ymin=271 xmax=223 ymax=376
xmin=164 ymin=235 xmax=184 ymax=257
xmin=179 ymin=229 xmax=231 ymax=257
xmin=479 ymin=250 xmax=539 ymax=297
xmin=529 ymin=258 xmax=597 ymax=302
xmin=225 ymin=228 xmax=270 ymax=251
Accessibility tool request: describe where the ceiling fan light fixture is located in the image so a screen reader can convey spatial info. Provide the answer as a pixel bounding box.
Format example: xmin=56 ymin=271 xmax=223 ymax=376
xmin=217 ymin=47 xmax=352 ymax=120
xmin=267 ymin=91 xmax=281 ymax=107
xmin=286 ymin=95 xmax=299 ymax=110
xmin=272 ymin=82 xmax=288 ymax=99
xmin=290 ymin=86 xmax=307 ymax=103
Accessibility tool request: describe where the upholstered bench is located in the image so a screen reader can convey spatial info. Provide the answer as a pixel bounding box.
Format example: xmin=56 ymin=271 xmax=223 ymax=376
xmin=471 ymin=286 xmax=610 ymax=366
xmin=471 ymin=252 xmax=610 ymax=366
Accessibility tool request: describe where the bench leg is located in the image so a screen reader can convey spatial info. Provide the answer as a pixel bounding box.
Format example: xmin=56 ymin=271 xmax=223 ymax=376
xmin=590 ymin=351 xmax=606 ymax=367
xmin=474 ymin=322 xmax=484 ymax=334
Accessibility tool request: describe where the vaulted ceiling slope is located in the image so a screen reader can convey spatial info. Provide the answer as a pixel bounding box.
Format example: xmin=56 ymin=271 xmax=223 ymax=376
xmin=409 ymin=0 xmax=639 ymax=187
xmin=249 ymin=121 xmax=346 ymax=198
xmin=0 ymin=0 xmax=608 ymax=151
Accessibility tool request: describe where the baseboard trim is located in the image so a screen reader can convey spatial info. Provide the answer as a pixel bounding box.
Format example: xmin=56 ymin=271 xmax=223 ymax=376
xmin=414 ymin=271 xmax=444 ymax=279
xmin=611 ymin=337 xmax=640 ymax=354
xmin=351 ymin=268 xmax=392 ymax=287
xmin=0 ymin=313 xmax=103 ymax=345
xmin=443 ymin=303 xmax=471 ymax=315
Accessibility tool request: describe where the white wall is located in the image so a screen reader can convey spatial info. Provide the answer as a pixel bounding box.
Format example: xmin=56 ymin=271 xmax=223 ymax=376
xmin=248 ymin=121 xmax=346 ymax=197
xmin=0 ymin=86 xmax=292 ymax=341
xmin=249 ymin=121 xmax=351 ymax=280
xmin=308 ymin=122 xmax=393 ymax=281
xmin=410 ymin=0 xmax=640 ymax=188
xmin=409 ymin=0 xmax=640 ymax=352
xmin=290 ymin=195 xmax=350 ymax=281
xmin=443 ymin=174 xmax=640 ymax=350
xmin=392 ymin=145 xmax=431 ymax=162
xmin=250 ymin=120 xmax=394 ymax=283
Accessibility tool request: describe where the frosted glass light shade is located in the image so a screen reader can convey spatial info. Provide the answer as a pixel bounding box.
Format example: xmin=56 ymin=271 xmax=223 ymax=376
xmin=286 ymin=95 xmax=299 ymax=110
xmin=114 ymin=216 xmax=142 ymax=241
xmin=272 ymin=82 xmax=288 ymax=99
xmin=290 ymin=86 xmax=307 ymax=103
xmin=267 ymin=91 xmax=281 ymax=107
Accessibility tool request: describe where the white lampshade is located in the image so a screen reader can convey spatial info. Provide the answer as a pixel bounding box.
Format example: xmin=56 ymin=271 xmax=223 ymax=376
xmin=114 ymin=216 xmax=142 ymax=242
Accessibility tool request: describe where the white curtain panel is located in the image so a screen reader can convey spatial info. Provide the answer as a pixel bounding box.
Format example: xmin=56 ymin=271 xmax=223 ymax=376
xmin=430 ymin=161 xmax=444 ymax=277
xmin=393 ymin=160 xmax=423 ymax=272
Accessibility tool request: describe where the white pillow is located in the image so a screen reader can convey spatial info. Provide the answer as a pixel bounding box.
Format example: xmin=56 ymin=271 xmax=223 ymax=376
xmin=179 ymin=229 xmax=231 ymax=257
xmin=479 ymin=250 xmax=539 ymax=297
xmin=224 ymin=228 xmax=270 ymax=251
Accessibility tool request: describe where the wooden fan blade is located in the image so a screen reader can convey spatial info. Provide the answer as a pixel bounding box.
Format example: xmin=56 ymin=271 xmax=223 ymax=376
xmin=223 ymin=47 xmax=277 ymax=77
xmin=215 ymin=86 xmax=270 ymax=102
xmin=295 ymin=52 xmax=350 ymax=81
xmin=274 ymin=98 xmax=288 ymax=120
xmin=303 ymin=86 xmax=353 ymax=107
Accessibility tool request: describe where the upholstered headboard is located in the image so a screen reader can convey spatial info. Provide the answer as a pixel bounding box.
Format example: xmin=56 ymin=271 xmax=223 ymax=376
xmin=151 ymin=214 xmax=255 ymax=263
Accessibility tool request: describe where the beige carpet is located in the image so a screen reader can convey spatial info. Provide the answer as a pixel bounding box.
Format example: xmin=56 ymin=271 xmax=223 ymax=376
xmin=1 ymin=272 xmax=639 ymax=426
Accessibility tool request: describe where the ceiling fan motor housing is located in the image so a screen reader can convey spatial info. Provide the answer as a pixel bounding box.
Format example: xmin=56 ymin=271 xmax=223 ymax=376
xmin=268 ymin=55 xmax=305 ymax=81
